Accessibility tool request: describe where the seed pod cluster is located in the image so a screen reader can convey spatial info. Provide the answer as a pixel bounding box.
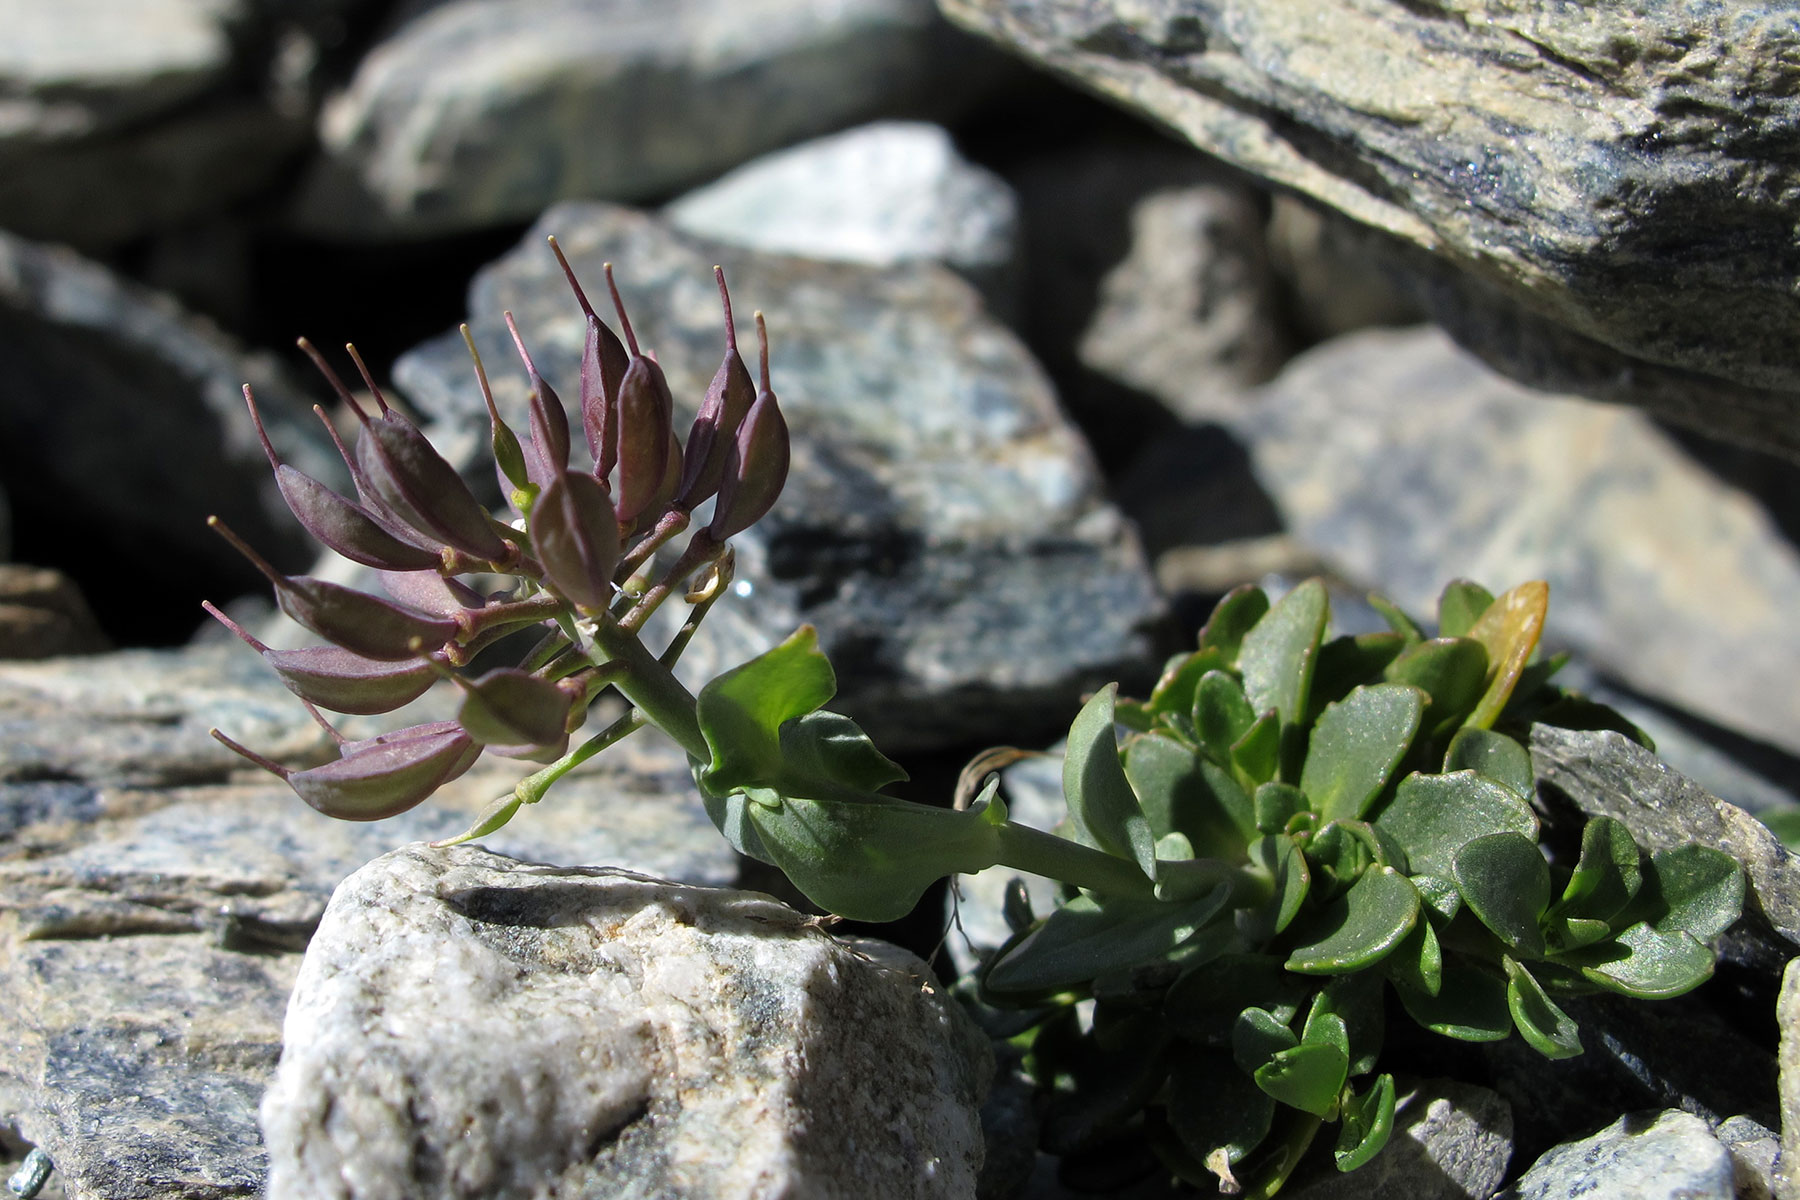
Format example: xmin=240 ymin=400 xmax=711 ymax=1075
xmin=206 ymin=245 xmax=790 ymax=824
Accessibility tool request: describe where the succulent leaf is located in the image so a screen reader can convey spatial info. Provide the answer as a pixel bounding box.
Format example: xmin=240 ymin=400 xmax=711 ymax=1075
xmin=1333 ymin=1074 xmax=1396 ymax=1171
xmin=1064 ymin=684 xmax=1158 ymax=877
xmin=1452 ymin=832 xmax=1552 ymax=957
xmin=1503 ymin=957 xmax=1583 ymax=1058
xmin=1285 ymin=867 xmax=1419 ymax=975
xmin=1300 ymin=683 xmax=1425 ymax=824
xmin=1436 ymin=580 xmax=1496 ymax=639
xmin=1253 ymin=1042 xmax=1349 ymax=1117
xmin=1374 ymin=770 xmax=1538 ymax=879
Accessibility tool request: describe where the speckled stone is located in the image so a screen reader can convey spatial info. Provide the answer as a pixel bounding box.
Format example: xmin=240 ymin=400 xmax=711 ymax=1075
xmin=0 ymin=644 xmax=739 ymax=1200
xmin=1233 ymin=326 xmax=1800 ymax=758
xmin=1497 ymin=1110 xmax=1734 ymax=1200
xmin=941 ymin=0 xmax=1800 ymax=454
xmin=1778 ymin=962 xmax=1800 ymax=1200
xmin=261 ymin=843 xmax=991 ymax=1199
xmin=291 ymin=0 xmax=993 ymax=239
xmin=1286 ymin=1080 xmax=1512 ymax=1200
xmin=393 ymin=202 xmax=1166 ymax=752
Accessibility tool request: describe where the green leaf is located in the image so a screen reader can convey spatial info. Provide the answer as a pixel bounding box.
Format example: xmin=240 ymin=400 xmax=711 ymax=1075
xmin=1320 ymin=971 xmax=1386 ymax=1075
xmin=1300 ymin=684 xmax=1425 ymax=824
xmin=1254 ymin=1042 xmax=1349 ymax=1117
xmin=697 ymin=625 xmax=837 ymax=792
xmin=1308 ymin=632 xmax=1407 ymax=718
xmin=1436 ymin=580 xmax=1495 ymax=639
xmin=1195 ymin=670 xmax=1257 ymax=765
xmin=1452 ymin=832 xmax=1551 ymax=957
xmin=984 ymin=889 xmax=1233 ymax=996
xmin=1244 ymin=833 xmax=1311 ymax=940
xmin=1165 ymin=953 xmax=1308 ymax=1041
xmin=1145 ymin=646 xmax=1232 ymax=728
xmin=1125 ymin=731 xmax=1250 ymax=858
xmin=1334 ymin=1074 xmax=1397 ymax=1172
xmin=1760 ymin=808 xmax=1800 ymax=851
xmin=1232 ymin=713 xmax=1282 ymax=789
xmin=1385 ymin=910 xmax=1444 ymax=997
xmin=1384 ymin=638 xmax=1488 ymax=730
xmin=1561 ymin=921 xmax=1715 ymax=999
xmin=1545 ymin=915 xmax=1613 ymax=954
xmin=1395 ymin=960 xmax=1511 ymax=1041
xmin=1442 ymin=727 xmax=1534 ymax=799
xmin=748 ymin=792 xmax=1003 ymax=922
xmin=1370 ymin=594 xmax=1425 ymax=644
xmin=1232 ymin=1007 xmax=1299 ymax=1075
xmin=1413 ymin=873 xmax=1462 ymax=923
xmin=1254 ymin=782 xmax=1308 ymax=836
xmin=1504 ymin=957 xmax=1582 ymax=1058
xmin=1064 ymin=685 xmax=1157 ymax=877
xmin=1463 ymin=581 xmax=1549 ymax=730
xmin=1375 ymin=771 xmax=1538 ymax=879
xmin=778 ymin=710 xmax=908 ymax=793
xmin=1300 ymin=1003 xmax=1349 ymax=1058
xmin=1239 ymin=579 xmax=1328 ymax=753
xmin=1639 ymin=844 xmax=1743 ymax=942
xmin=1308 ymin=821 xmax=1375 ymax=903
xmin=1166 ymin=1047 xmax=1276 ymax=1169
xmin=1199 ymin=584 xmax=1271 ymax=661
xmin=1552 ymin=816 xmax=1641 ymax=925
xmin=1285 ymin=867 xmax=1419 ymax=974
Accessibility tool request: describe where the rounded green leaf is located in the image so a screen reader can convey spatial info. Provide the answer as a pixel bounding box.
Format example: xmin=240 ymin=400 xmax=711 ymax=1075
xmin=1436 ymin=580 xmax=1495 ymax=639
xmin=1195 ymin=670 xmax=1257 ymax=767
xmin=1396 ymin=960 xmax=1511 ymax=1041
xmin=1504 ymin=956 xmax=1582 ymax=1059
xmin=1385 ymin=912 xmax=1443 ymax=997
xmin=1244 ymin=834 xmax=1311 ymax=940
xmin=1561 ymin=921 xmax=1716 ymax=999
xmin=1552 ymin=815 xmax=1641 ymax=924
xmin=1065 ymin=684 xmax=1157 ymax=876
xmin=1285 ymin=867 xmax=1419 ymax=974
xmin=1165 ymin=953 xmax=1309 ymax=1042
xmin=1642 ymin=844 xmax=1743 ymax=942
xmin=1376 ymin=771 xmax=1538 ymax=880
xmin=1125 ymin=731 xmax=1249 ymax=857
xmin=1239 ymin=579 xmax=1328 ymax=733
xmin=1334 ymin=1074 xmax=1397 ymax=1172
xmin=1300 ymin=684 xmax=1425 ymax=824
xmin=1452 ymin=832 xmax=1551 ymax=957
xmin=1232 ymin=1006 xmax=1300 ymax=1075
xmin=1384 ymin=638 xmax=1487 ymax=728
xmin=1254 ymin=1042 xmax=1349 ymax=1117
xmin=984 ymin=890 xmax=1233 ymax=996
xmin=1199 ymin=584 xmax=1271 ymax=660
xmin=1167 ymin=1046 xmax=1275 ymax=1169
xmin=1231 ymin=712 xmax=1281 ymax=790
xmin=1255 ymin=782 xmax=1307 ymax=836
xmin=1442 ymin=727 xmax=1534 ymax=799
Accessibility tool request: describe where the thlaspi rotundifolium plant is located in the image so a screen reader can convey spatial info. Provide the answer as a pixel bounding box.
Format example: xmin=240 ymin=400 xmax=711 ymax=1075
xmin=970 ymin=578 xmax=1744 ymax=1196
xmin=205 ymin=251 xmax=1743 ymax=1196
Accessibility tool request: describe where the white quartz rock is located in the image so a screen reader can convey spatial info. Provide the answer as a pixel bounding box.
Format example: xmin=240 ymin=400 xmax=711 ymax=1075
xmin=261 ymin=843 xmax=991 ymax=1199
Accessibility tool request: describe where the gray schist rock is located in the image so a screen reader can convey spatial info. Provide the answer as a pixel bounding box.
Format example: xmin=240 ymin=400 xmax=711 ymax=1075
xmin=261 ymin=843 xmax=991 ymax=1200
xmin=0 ymin=230 xmax=341 ymax=599
xmin=291 ymin=0 xmax=995 ymax=239
xmin=939 ymin=0 xmax=1800 ymax=456
xmin=1077 ymin=181 xmax=1287 ymax=423
xmin=1779 ymin=961 xmax=1800 ymax=1200
xmin=1226 ymin=327 xmax=1800 ymax=760
xmin=1497 ymin=1110 xmax=1735 ymax=1200
xmin=1286 ymin=1080 xmax=1513 ymax=1200
xmin=0 ymin=646 xmax=737 ymax=1200
xmin=0 ymin=0 xmax=316 ymax=247
xmin=666 ymin=121 xmax=1021 ymax=315
xmin=394 ymin=202 xmax=1166 ymax=753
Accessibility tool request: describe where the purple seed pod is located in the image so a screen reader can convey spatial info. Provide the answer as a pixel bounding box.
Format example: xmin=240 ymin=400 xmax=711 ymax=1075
xmin=354 ymin=411 xmax=511 ymax=563
xmin=602 ymin=264 xmax=675 ymax=525
xmin=529 ymin=470 xmax=621 ymax=612
xmin=487 ymin=734 xmax=571 ymax=763
xmin=213 ymin=723 xmax=476 ymax=820
xmin=709 ymin=313 xmax=790 ymax=541
xmin=243 ymin=386 xmax=442 ymax=571
xmin=454 ymin=667 xmax=573 ymax=748
xmin=378 ymin=570 xmax=485 ymax=619
xmin=203 ymin=601 xmax=436 ymax=715
xmin=642 ymin=431 xmax=685 ymax=527
xmin=674 ymin=267 xmax=756 ymax=511
xmin=305 ymin=398 xmax=446 ymax=557
xmin=548 ymin=237 xmax=630 ymax=474
xmin=209 ymin=517 xmax=460 ymax=660
xmin=461 ymin=324 xmax=534 ymax=502
xmin=505 ymin=311 xmax=571 ymax=488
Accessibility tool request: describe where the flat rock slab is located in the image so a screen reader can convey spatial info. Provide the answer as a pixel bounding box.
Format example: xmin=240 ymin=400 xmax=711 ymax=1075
xmin=395 ymin=202 xmax=1165 ymax=752
xmin=292 ymin=0 xmax=988 ymax=239
xmin=942 ymin=0 xmax=1800 ymax=450
xmin=261 ymin=843 xmax=991 ymax=1199
xmin=0 ymin=646 xmax=736 ymax=1200
xmin=1498 ymin=1110 xmax=1735 ymax=1200
xmin=1235 ymin=326 xmax=1800 ymax=759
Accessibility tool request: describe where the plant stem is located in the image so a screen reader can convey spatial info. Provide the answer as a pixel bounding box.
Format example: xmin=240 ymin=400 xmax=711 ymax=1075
xmin=588 ymin=617 xmax=708 ymax=760
xmin=991 ymin=821 xmax=1156 ymax=900
xmin=519 ymin=709 xmax=646 ymax=800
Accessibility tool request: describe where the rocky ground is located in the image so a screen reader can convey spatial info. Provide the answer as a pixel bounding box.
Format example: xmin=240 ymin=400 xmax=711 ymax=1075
xmin=2 ymin=2 xmax=1798 ymax=1198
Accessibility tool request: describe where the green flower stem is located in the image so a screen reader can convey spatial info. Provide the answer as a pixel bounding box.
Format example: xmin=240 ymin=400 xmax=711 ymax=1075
xmin=991 ymin=820 xmax=1156 ymax=900
xmin=616 ymin=508 xmax=691 ymax=581
xmin=1243 ymin=1113 xmax=1322 ymax=1200
xmin=588 ymin=617 xmax=708 ymax=760
xmin=518 ymin=709 xmax=646 ymax=801
xmin=461 ymin=593 xmax=568 ymax=639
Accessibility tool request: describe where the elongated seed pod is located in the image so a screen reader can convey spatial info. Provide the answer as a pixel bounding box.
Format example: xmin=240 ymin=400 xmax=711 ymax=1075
xmin=455 ymin=668 xmax=573 ymax=748
xmin=529 ymin=470 xmax=621 ymax=612
xmin=675 ymin=267 xmax=756 ymax=511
